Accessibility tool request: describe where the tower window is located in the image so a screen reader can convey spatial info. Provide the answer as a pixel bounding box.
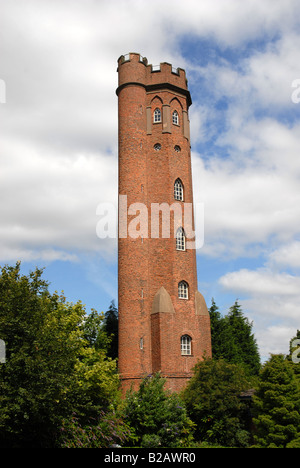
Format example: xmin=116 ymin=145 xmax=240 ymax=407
xmin=178 ymin=281 xmax=188 ymax=299
xmin=181 ymin=335 xmax=192 ymax=355
xmin=154 ymin=108 xmax=161 ymax=123
xmin=174 ymin=178 xmax=183 ymax=201
xmin=176 ymin=227 xmax=186 ymax=251
xmin=172 ymin=111 xmax=179 ymax=125
xmin=174 ymin=145 xmax=181 ymax=152
xmin=154 ymin=143 xmax=161 ymax=151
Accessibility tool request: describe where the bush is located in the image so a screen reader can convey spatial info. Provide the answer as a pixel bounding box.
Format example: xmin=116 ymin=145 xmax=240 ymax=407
xmin=123 ymin=373 xmax=195 ymax=448
xmin=182 ymin=358 xmax=253 ymax=447
xmin=253 ymin=354 xmax=300 ymax=448
xmin=58 ymin=411 xmax=132 ymax=448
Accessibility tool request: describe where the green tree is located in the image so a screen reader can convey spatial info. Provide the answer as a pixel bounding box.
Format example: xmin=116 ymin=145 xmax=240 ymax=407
xmin=227 ymin=301 xmax=260 ymax=374
xmin=253 ymin=354 xmax=300 ymax=448
xmin=209 ymin=298 xmax=224 ymax=359
xmin=82 ymin=308 xmax=111 ymax=351
xmin=0 ymin=263 xmax=120 ymax=447
xmin=103 ymin=300 xmax=118 ymax=360
xmin=123 ymin=373 xmax=195 ymax=448
xmin=212 ymin=300 xmax=260 ymax=375
xmin=182 ymin=358 xmax=252 ymax=447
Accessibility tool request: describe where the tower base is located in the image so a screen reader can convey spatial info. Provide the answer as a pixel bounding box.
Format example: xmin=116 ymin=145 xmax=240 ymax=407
xmin=119 ymin=372 xmax=194 ymax=396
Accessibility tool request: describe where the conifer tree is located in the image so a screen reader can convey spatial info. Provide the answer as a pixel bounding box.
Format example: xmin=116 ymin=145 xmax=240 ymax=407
xmin=224 ymin=301 xmax=260 ymax=375
xmin=253 ymin=354 xmax=300 ymax=448
xmin=209 ymin=299 xmax=224 ymax=359
xmin=103 ymin=300 xmax=118 ymax=360
xmin=209 ymin=299 xmax=260 ymax=375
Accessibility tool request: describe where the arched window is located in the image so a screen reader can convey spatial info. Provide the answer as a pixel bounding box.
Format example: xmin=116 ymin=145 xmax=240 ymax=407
xmin=154 ymin=108 xmax=161 ymax=123
xmin=176 ymin=227 xmax=186 ymax=251
xmin=174 ymin=178 xmax=183 ymax=201
xmin=178 ymin=281 xmax=188 ymax=299
xmin=181 ymin=335 xmax=192 ymax=355
xmin=172 ymin=110 xmax=179 ymax=125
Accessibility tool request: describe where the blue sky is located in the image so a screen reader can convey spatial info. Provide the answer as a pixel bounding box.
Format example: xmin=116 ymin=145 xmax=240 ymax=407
xmin=0 ymin=0 xmax=300 ymax=361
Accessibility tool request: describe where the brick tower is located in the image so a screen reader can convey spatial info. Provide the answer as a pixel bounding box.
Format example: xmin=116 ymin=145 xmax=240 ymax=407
xmin=116 ymin=53 xmax=211 ymax=393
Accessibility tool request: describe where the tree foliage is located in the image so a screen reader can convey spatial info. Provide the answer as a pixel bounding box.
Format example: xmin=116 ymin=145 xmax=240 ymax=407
xmin=103 ymin=300 xmax=118 ymax=360
xmin=253 ymin=354 xmax=300 ymax=448
xmin=209 ymin=299 xmax=260 ymax=375
xmin=123 ymin=373 xmax=195 ymax=448
xmin=182 ymin=358 xmax=253 ymax=447
xmin=0 ymin=263 xmax=121 ymax=447
xmin=2 ymin=263 xmax=300 ymax=448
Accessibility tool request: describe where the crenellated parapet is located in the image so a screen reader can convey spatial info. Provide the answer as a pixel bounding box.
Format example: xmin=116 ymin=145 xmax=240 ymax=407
xmin=116 ymin=52 xmax=191 ymax=107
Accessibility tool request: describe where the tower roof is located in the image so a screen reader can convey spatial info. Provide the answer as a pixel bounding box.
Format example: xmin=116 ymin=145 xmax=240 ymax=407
xmin=116 ymin=52 xmax=192 ymax=107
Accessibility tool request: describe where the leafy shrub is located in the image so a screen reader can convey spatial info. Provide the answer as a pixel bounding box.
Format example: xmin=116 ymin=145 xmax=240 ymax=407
xmin=182 ymin=358 xmax=252 ymax=447
xmin=123 ymin=373 xmax=195 ymax=448
xmin=59 ymin=411 xmax=132 ymax=448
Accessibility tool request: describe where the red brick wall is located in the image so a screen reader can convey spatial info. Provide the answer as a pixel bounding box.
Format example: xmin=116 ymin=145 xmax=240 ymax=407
xmin=117 ymin=53 xmax=211 ymax=394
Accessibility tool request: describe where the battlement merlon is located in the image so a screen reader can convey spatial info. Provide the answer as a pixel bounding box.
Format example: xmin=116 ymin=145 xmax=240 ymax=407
xmin=116 ymin=52 xmax=192 ymax=107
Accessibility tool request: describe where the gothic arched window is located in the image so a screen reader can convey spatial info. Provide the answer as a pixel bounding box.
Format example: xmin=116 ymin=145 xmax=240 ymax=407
xmin=174 ymin=178 xmax=183 ymax=201
xmin=181 ymin=335 xmax=192 ymax=355
xmin=176 ymin=227 xmax=186 ymax=251
xmin=154 ymin=108 xmax=161 ymax=123
xmin=178 ymin=281 xmax=188 ymax=299
xmin=172 ymin=110 xmax=179 ymax=125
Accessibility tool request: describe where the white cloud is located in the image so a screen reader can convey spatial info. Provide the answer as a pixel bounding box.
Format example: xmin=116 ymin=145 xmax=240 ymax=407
xmin=0 ymin=0 xmax=300 ymax=358
xmin=269 ymin=242 xmax=300 ymax=269
xmin=219 ymin=268 xmax=300 ymax=297
xmin=0 ymin=135 xmax=118 ymax=262
xmin=256 ymin=325 xmax=297 ymax=359
xmin=218 ymin=267 xmax=300 ymax=358
xmin=1 ymin=0 xmax=299 ymax=265
xmin=192 ymin=142 xmax=300 ymax=259
xmin=166 ymin=0 xmax=299 ymax=47
xmin=201 ymin=34 xmax=300 ymax=110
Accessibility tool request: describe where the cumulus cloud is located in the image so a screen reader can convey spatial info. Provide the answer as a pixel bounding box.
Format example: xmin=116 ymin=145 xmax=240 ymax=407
xmin=1 ymin=0 xmax=299 ymax=265
xmin=193 ymin=146 xmax=300 ymax=259
xmin=0 ymin=135 xmax=118 ymax=262
xmin=219 ymin=268 xmax=300 ymax=298
xmin=218 ymin=268 xmax=300 ymax=358
xmin=269 ymin=242 xmax=300 ymax=269
xmin=1 ymin=0 xmax=300 ymax=358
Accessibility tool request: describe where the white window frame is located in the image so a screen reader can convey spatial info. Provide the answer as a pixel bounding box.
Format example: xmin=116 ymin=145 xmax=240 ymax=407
xmin=172 ymin=110 xmax=179 ymax=125
xmin=174 ymin=178 xmax=183 ymax=201
xmin=154 ymin=108 xmax=162 ymax=123
xmin=181 ymin=335 xmax=192 ymax=355
xmin=178 ymin=281 xmax=188 ymax=299
xmin=176 ymin=227 xmax=186 ymax=251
